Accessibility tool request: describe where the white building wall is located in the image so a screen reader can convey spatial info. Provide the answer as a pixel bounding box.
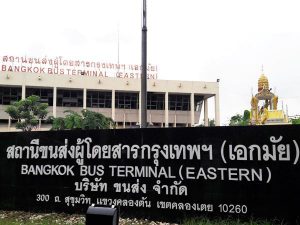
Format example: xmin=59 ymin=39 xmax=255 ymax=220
xmin=0 ymin=71 xmax=220 ymax=128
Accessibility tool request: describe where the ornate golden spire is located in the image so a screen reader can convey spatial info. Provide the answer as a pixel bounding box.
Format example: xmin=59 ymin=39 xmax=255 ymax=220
xmin=251 ymin=67 xmax=290 ymax=125
xmin=258 ymin=66 xmax=269 ymax=92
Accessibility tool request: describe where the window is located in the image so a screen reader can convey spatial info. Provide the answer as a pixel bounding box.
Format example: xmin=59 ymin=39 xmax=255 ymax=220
xmin=115 ymin=92 xmax=138 ymax=109
xmin=147 ymin=92 xmax=164 ymax=110
xmin=169 ymin=94 xmax=190 ymax=111
xmin=0 ymin=86 xmax=22 ymax=105
xmin=87 ymin=91 xmax=112 ymax=108
xmin=57 ymin=89 xmax=83 ymax=107
xmin=26 ymin=88 xmax=53 ymax=106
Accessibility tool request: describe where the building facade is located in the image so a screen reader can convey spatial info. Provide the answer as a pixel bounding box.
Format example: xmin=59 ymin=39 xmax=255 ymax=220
xmin=0 ymin=71 xmax=220 ymax=130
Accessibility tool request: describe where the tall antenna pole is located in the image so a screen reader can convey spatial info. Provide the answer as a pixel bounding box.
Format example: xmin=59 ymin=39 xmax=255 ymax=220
xmin=141 ymin=0 xmax=147 ymax=128
xmin=117 ymin=24 xmax=120 ymax=67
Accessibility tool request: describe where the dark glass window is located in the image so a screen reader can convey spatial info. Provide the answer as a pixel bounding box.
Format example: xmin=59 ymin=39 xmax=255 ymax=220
xmin=115 ymin=92 xmax=138 ymax=109
xmin=169 ymin=94 xmax=190 ymax=111
xmin=194 ymin=95 xmax=204 ymax=111
xmin=0 ymin=86 xmax=22 ymax=105
xmin=57 ymin=89 xmax=83 ymax=107
xmin=26 ymin=88 xmax=53 ymax=106
xmin=87 ymin=91 xmax=112 ymax=108
xmin=147 ymin=92 xmax=164 ymax=110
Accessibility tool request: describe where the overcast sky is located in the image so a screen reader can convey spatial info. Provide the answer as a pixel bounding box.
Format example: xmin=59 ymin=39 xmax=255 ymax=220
xmin=1 ymin=0 xmax=300 ymax=125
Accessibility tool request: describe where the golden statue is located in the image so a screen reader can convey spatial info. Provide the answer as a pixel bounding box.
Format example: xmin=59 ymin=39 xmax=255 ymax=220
xmin=272 ymin=95 xmax=278 ymax=110
xmin=250 ymin=96 xmax=259 ymax=123
xmin=251 ymin=96 xmax=258 ymax=109
xmin=261 ymin=107 xmax=268 ymax=124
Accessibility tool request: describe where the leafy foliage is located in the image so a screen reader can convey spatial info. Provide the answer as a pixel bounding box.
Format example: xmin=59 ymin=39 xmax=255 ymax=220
xmin=229 ymin=110 xmax=250 ymax=126
xmin=209 ymin=119 xmax=215 ymax=127
xmin=81 ymin=109 xmax=114 ymax=129
xmin=291 ymin=117 xmax=300 ymax=124
xmin=5 ymin=95 xmax=48 ymax=131
xmin=64 ymin=110 xmax=83 ymax=129
xmin=51 ymin=109 xmax=114 ymax=130
xmin=48 ymin=116 xmax=66 ymax=130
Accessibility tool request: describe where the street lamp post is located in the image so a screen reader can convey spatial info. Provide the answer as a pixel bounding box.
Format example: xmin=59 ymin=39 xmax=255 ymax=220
xmin=141 ymin=0 xmax=147 ymax=128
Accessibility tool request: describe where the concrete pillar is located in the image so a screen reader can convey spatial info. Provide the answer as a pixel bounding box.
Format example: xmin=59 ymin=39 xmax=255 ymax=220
xmin=112 ymin=90 xmax=115 ymax=120
xmin=215 ymin=94 xmax=220 ymax=126
xmin=165 ymin=92 xmax=169 ymax=127
xmin=174 ymin=114 xmax=177 ymax=127
xmin=83 ymin=88 xmax=87 ymax=109
xmin=8 ymin=116 xmax=11 ymax=130
xmin=190 ymin=93 xmax=195 ymax=126
xmin=22 ymin=84 xmax=26 ymax=100
xmin=53 ymin=87 xmax=57 ymax=118
xmin=123 ymin=113 xmax=126 ymax=128
xmin=204 ymin=98 xmax=208 ymax=126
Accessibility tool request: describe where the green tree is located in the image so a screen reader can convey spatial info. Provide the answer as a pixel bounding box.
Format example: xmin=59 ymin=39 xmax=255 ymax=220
xmin=5 ymin=95 xmax=48 ymax=131
xmin=51 ymin=109 xmax=114 ymax=130
xmin=229 ymin=114 xmax=243 ymax=126
xmin=48 ymin=116 xmax=66 ymax=130
xmin=64 ymin=110 xmax=83 ymax=129
xmin=82 ymin=109 xmax=114 ymax=129
xmin=291 ymin=117 xmax=300 ymax=124
xmin=229 ymin=110 xmax=250 ymax=126
xmin=209 ymin=119 xmax=215 ymax=127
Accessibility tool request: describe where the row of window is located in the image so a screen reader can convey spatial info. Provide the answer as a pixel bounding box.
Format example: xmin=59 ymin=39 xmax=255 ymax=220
xmin=0 ymin=87 xmax=203 ymax=111
xmin=0 ymin=87 xmax=22 ymax=105
xmin=115 ymin=122 xmax=188 ymax=128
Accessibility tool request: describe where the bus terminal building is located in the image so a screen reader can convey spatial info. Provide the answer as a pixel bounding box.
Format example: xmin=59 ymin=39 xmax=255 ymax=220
xmin=0 ymin=56 xmax=220 ymax=130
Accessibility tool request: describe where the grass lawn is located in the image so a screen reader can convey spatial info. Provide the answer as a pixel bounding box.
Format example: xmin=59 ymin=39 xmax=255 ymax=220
xmin=0 ymin=210 xmax=288 ymax=225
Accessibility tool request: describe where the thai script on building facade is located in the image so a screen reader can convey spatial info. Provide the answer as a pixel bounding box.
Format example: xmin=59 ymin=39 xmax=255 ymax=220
xmin=1 ymin=55 xmax=158 ymax=79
